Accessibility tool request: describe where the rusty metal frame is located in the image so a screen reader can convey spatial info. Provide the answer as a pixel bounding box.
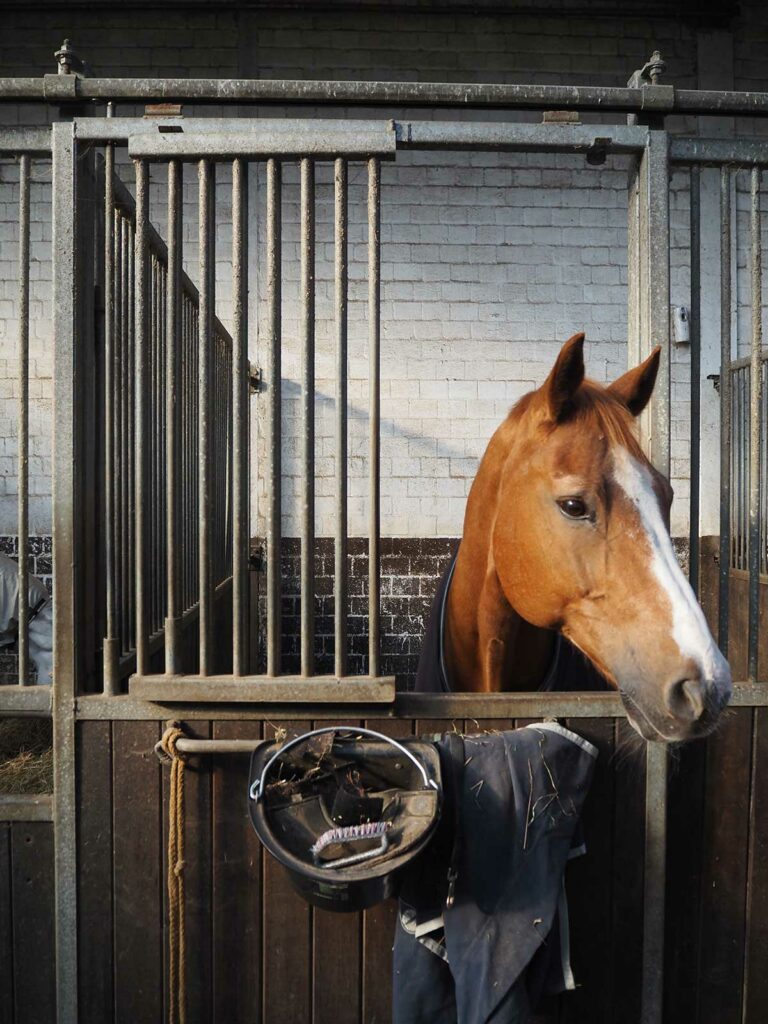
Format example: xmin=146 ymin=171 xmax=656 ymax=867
xmin=2 ymin=78 xmax=768 ymax=1024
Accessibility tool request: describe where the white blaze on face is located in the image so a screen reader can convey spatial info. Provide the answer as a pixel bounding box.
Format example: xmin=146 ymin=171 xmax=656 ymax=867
xmin=610 ymin=445 xmax=729 ymax=687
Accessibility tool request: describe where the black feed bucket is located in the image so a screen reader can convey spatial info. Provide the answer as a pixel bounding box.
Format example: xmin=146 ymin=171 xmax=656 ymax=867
xmin=248 ymin=727 xmax=442 ymax=912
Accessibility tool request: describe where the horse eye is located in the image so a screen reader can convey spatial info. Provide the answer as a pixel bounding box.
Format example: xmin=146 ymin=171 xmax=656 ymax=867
xmin=557 ymin=497 xmax=589 ymax=520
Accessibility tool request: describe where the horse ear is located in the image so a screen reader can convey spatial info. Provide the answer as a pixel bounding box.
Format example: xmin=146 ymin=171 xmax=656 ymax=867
xmin=608 ymin=347 xmax=661 ymax=417
xmin=544 ymin=332 xmax=585 ymax=422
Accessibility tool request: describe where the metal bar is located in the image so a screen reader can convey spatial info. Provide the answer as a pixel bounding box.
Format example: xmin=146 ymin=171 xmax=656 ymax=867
xmin=129 ymin=675 xmax=396 ymax=703
xmin=641 ymin=741 xmax=668 ymax=1024
xmin=718 ymin=167 xmax=732 ymax=655
xmin=647 ymin=131 xmax=671 ymax=476
xmin=232 ymin=158 xmax=249 ymax=677
xmin=72 ymin=682 xmax=768 ymax=722
xmin=368 ymin=157 xmax=381 ymax=677
xmin=748 ymin=167 xmax=763 ymax=684
xmin=13 ymin=76 xmax=768 ymax=118
xmin=396 ymin=120 xmax=649 ymax=153
xmin=164 ymin=159 xmax=183 ymax=674
xmin=0 ymin=127 xmax=52 ymax=153
xmin=300 ymin=157 xmax=315 ymax=678
xmin=102 ymin=143 xmax=119 ymax=694
xmin=51 ymin=119 xmax=79 ymax=1024
xmin=0 ymin=794 xmax=54 ymax=822
xmin=115 ymin=214 xmax=125 ymax=651
xmin=671 ymin=137 xmax=768 ymax=166
xmin=334 ymin=157 xmax=348 ymax=679
xmin=266 ymin=158 xmax=282 ymax=677
xmin=134 ymin=159 xmax=150 ymax=675
xmin=16 ymin=153 xmax=31 ymax=685
xmin=128 ymin=128 xmax=396 ymax=161
xmin=689 ymin=165 xmax=701 ymax=597
xmin=198 ymin=159 xmax=215 ymax=675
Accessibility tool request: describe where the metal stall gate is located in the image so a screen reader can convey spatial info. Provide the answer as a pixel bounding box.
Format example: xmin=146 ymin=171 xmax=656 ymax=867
xmin=1 ymin=61 xmax=768 ymax=1024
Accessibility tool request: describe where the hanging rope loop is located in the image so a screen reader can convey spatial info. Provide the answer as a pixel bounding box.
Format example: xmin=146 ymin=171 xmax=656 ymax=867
xmin=158 ymin=721 xmax=187 ymax=1024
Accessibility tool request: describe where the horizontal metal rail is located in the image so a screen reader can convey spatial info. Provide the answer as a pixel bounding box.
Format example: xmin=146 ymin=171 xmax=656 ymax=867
xmin=0 ymin=794 xmax=53 ymax=822
xmin=128 ymin=126 xmax=396 ymax=160
xmin=6 ymin=75 xmax=768 ymax=119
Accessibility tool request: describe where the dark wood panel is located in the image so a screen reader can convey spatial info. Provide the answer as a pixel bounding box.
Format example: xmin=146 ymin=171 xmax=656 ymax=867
xmin=0 ymin=823 xmax=13 ymax=1024
xmin=697 ymin=707 xmax=753 ymax=1024
xmin=11 ymin=822 xmax=55 ymax=1024
xmin=77 ymin=720 xmax=114 ymax=1022
xmin=664 ymin=731 xmax=707 ymax=1023
xmin=262 ymin=720 xmax=312 ymax=1024
xmin=611 ymin=720 xmax=646 ymax=1024
xmin=112 ymin=720 xmax=163 ymax=1024
xmin=212 ymin=720 xmax=262 ymax=1024
xmin=311 ymin=719 xmax=363 ymax=1024
xmin=361 ymin=718 xmax=413 ymax=1024
xmin=560 ymin=718 xmax=615 ymax=1024
xmin=743 ymin=705 xmax=768 ymax=1023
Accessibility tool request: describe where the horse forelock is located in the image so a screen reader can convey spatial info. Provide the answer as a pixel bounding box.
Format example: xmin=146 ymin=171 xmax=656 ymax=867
xmin=508 ymin=377 xmax=645 ymax=463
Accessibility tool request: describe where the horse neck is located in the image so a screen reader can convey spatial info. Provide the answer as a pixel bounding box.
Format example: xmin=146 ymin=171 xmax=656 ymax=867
xmin=443 ymin=420 xmax=556 ymax=693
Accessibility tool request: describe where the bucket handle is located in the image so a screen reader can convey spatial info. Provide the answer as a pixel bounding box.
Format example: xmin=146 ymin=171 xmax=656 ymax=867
xmin=249 ymin=726 xmax=440 ymax=802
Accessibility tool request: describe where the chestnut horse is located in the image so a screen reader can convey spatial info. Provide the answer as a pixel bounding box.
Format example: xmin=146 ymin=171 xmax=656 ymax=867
xmin=444 ymin=333 xmax=732 ymax=743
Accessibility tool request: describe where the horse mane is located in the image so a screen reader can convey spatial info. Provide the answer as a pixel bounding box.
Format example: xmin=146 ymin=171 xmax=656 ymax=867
xmin=510 ymin=377 xmax=645 ymax=459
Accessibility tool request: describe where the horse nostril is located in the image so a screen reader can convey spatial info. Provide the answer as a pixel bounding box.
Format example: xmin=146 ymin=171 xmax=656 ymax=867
xmin=665 ymin=678 xmax=705 ymax=722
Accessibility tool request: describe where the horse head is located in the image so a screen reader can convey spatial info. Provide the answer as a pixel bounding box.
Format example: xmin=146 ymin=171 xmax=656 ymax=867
xmin=488 ymin=333 xmax=731 ymax=742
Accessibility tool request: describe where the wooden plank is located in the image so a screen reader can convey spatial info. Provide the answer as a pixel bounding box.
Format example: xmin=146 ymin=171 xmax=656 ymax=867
xmin=697 ymin=707 xmax=753 ymax=1024
xmin=262 ymin=720 xmax=312 ymax=1024
xmin=77 ymin=720 xmax=114 ymax=1023
xmin=212 ymin=720 xmax=263 ymax=1023
xmin=361 ymin=717 xmax=413 ymax=1024
xmin=0 ymin=823 xmax=13 ymax=1024
xmin=112 ymin=720 xmax=163 ymax=1023
xmin=610 ymin=720 xmax=647 ymax=1024
xmin=559 ymin=718 xmax=615 ymax=1024
xmin=743 ymin=706 xmax=768 ymax=1022
xmin=11 ymin=822 xmax=56 ymax=1022
xmin=663 ymin=724 xmax=707 ymax=1023
xmin=311 ymin=719 xmax=363 ymax=1024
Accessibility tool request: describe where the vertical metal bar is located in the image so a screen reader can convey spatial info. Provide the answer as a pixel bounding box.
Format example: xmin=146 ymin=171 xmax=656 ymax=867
xmin=368 ymin=156 xmax=381 ymax=678
xmin=114 ymin=213 xmax=124 ymax=656
xmin=17 ymin=154 xmax=31 ymax=685
xmin=718 ymin=166 xmax=732 ymax=655
xmin=51 ymin=119 xmax=79 ymax=1024
xmin=102 ymin=144 xmax=118 ymax=693
xmin=232 ymin=158 xmax=249 ymax=677
xmin=748 ymin=166 xmax=762 ymax=684
xmin=165 ymin=160 xmax=182 ymax=674
xmin=300 ymin=157 xmax=315 ymax=678
xmin=334 ymin=157 xmax=348 ymax=679
xmin=689 ymin=166 xmax=701 ymax=597
xmin=134 ymin=160 xmax=150 ymax=675
xmin=646 ymin=132 xmax=671 ymax=476
xmin=198 ymin=159 xmax=215 ymax=675
xmin=266 ymin=158 xmax=282 ymax=677
xmin=641 ymin=741 xmax=668 ymax=1024
xmin=639 ymin=131 xmax=669 ymax=1024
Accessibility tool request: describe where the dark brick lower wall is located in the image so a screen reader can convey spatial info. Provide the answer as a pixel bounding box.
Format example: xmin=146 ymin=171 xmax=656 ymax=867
xmin=252 ymin=537 xmax=459 ymax=687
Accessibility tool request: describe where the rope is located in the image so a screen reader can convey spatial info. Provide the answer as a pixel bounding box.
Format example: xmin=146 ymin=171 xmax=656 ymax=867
xmin=158 ymin=722 xmax=187 ymax=1024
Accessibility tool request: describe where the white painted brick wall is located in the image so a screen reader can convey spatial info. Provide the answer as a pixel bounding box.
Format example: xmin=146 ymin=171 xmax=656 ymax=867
xmin=0 ymin=4 xmax=767 ymax=541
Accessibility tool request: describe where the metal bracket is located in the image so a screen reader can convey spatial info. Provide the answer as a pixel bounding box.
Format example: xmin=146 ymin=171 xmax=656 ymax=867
xmin=586 ymin=137 xmax=611 ymax=166
xmin=707 ymin=373 xmax=721 ymax=393
xmin=628 ymin=50 xmax=667 ymax=88
xmin=54 ymin=39 xmax=89 ymax=78
xmin=249 ymin=364 xmax=263 ymax=393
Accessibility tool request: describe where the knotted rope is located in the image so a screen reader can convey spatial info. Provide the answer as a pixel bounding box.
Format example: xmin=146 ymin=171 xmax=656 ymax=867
xmin=157 ymin=722 xmax=187 ymax=1024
